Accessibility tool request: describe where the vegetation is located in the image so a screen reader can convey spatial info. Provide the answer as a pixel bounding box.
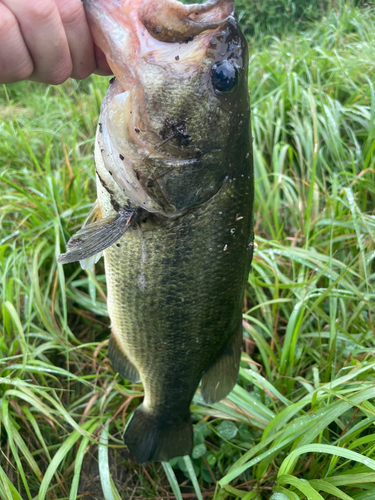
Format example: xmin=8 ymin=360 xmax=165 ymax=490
xmin=1 ymin=1 xmax=375 ymax=499
xmin=235 ymin=0 xmax=331 ymax=40
xmin=184 ymin=0 xmax=363 ymax=40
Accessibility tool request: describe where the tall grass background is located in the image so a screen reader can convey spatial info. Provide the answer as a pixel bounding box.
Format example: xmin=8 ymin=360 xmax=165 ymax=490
xmin=1 ymin=1 xmax=375 ymax=498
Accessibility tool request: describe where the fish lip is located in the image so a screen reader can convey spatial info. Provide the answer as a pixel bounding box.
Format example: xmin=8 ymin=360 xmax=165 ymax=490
xmin=139 ymin=0 xmax=234 ymax=43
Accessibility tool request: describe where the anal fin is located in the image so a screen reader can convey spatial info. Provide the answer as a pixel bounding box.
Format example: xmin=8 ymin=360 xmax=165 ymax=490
xmin=201 ymin=325 xmax=243 ymax=404
xmin=108 ymin=333 xmax=141 ymax=383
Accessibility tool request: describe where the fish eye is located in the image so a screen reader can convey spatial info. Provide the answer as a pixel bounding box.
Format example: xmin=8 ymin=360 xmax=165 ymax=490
xmin=211 ymin=61 xmax=238 ymax=92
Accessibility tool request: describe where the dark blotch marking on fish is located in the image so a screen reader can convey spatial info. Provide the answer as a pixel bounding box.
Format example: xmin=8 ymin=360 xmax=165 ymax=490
xmin=109 ymin=77 xmax=116 ymax=84
xmin=96 ymin=168 xmax=121 ymax=212
xmin=109 ymin=171 xmax=113 ymax=176
xmin=119 ymin=154 xmax=124 ymax=160
xmin=175 ymin=55 xmax=180 ymax=61
xmin=69 ymin=238 xmax=83 ymax=246
xmin=134 ymin=169 xmax=140 ymax=181
xmin=110 ymin=197 xmax=121 ymax=213
xmin=160 ymin=118 xmax=192 ymax=146
xmin=179 ymin=35 xmax=194 ymax=44
xmin=116 ymin=243 xmax=121 ymax=247
xmin=99 ymin=123 xmax=103 ymax=133
xmin=96 ymin=169 xmax=115 ymax=196
xmin=146 ymin=179 xmax=154 ymax=188
xmin=135 ymin=127 xmax=140 ymax=133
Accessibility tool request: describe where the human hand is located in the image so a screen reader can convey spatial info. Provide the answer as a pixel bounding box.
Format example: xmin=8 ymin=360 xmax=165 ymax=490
xmin=0 ymin=0 xmax=112 ymax=84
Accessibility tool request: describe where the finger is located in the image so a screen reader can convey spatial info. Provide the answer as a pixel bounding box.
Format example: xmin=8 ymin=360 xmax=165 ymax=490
xmin=0 ymin=2 xmax=34 ymax=83
xmin=54 ymin=0 xmax=96 ymax=80
xmin=2 ymin=0 xmax=72 ymax=85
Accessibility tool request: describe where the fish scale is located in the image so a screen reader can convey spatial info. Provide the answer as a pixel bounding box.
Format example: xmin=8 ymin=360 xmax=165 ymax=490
xmin=98 ymin=136 xmax=253 ymax=455
xmin=59 ymin=0 xmax=254 ymax=464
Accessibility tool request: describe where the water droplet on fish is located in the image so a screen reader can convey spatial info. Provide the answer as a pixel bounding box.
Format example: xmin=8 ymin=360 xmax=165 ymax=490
xmin=223 ymin=244 xmax=228 ymax=251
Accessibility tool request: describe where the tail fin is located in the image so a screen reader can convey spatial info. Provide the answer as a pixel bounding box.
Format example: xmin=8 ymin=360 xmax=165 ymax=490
xmin=124 ymin=406 xmax=193 ymax=464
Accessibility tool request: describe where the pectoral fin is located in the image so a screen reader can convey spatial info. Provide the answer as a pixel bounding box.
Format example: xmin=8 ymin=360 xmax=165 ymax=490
xmin=83 ymin=199 xmax=102 ymax=225
xmin=80 ymin=252 xmax=104 ymax=270
xmin=58 ymin=204 xmax=138 ymax=266
xmin=201 ymin=325 xmax=243 ymax=404
xmin=79 ymin=200 xmax=103 ymax=269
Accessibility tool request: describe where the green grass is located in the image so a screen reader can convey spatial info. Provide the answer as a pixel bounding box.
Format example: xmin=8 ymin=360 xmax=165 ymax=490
xmin=1 ymin=2 xmax=375 ymax=499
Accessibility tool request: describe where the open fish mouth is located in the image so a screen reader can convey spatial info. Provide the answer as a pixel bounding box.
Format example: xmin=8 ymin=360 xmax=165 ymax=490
xmin=95 ymin=80 xmax=223 ymax=217
xmin=82 ymin=0 xmax=236 ymax=102
xmin=83 ymin=0 xmax=242 ymax=217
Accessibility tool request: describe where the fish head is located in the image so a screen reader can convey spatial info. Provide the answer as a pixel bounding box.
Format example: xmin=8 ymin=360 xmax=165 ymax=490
xmin=84 ymin=0 xmax=250 ymax=217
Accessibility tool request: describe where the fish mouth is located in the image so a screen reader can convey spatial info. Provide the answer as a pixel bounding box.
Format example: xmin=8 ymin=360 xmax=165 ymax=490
xmin=97 ymin=78 xmax=218 ymax=217
xmin=100 ymin=79 xmax=227 ymax=216
xmin=83 ymin=0 xmax=239 ymax=217
xmin=83 ymin=0 xmax=235 ymax=89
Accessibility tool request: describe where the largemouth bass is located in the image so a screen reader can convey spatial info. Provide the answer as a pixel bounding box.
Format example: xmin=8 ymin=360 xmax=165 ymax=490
xmin=59 ymin=0 xmax=254 ymax=463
